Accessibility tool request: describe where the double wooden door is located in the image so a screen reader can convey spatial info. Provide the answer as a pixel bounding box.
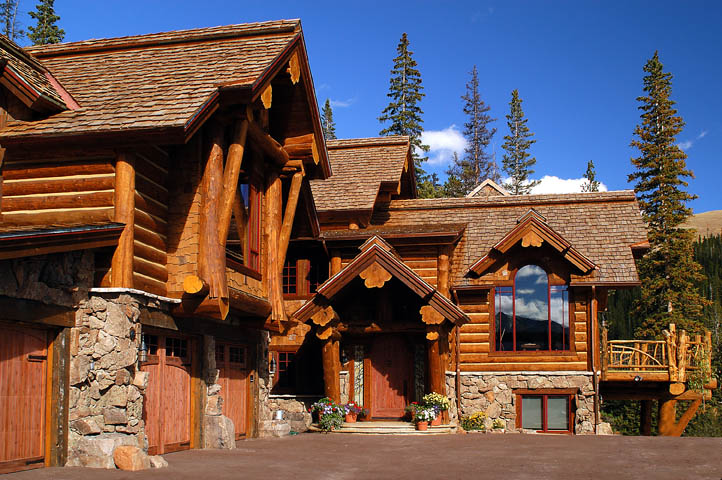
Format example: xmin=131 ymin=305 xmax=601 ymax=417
xmin=369 ymin=335 xmax=414 ymax=419
xmin=0 ymin=323 xmax=48 ymax=474
xmin=215 ymin=342 xmax=249 ymax=439
xmin=141 ymin=332 xmax=194 ymax=455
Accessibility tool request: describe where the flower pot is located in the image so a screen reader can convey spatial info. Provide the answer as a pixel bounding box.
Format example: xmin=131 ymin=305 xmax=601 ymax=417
xmin=416 ymin=421 xmax=429 ymax=431
xmin=345 ymin=413 xmax=357 ymax=423
xmin=431 ymin=415 xmax=442 ymax=427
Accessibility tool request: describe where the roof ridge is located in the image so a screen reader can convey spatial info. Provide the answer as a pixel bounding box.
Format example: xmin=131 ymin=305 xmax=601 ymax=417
xmin=326 ymin=136 xmax=410 ymax=149
xmin=26 ymin=19 xmax=300 ymax=58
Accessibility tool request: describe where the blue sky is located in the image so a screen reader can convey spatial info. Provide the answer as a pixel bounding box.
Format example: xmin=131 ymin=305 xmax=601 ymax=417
xmin=15 ymin=1 xmax=721 ymax=212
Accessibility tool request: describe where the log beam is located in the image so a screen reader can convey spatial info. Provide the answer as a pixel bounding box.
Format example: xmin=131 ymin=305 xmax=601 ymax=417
xmin=111 ymin=151 xmax=135 ymax=288
xmin=278 ymin=172 xmax=303 ymax=272
xmin=330 ymin=250 xmax=342 ymax=276
xmin=658 ymin=397 xmax=702 ymax=436
xmin=247 ymin=120 xmax=289 ymax=166
xmin=183 ymin=275 xmax=209 ymax=296
xmin=218 ymin=119 xmax=248 ymax=247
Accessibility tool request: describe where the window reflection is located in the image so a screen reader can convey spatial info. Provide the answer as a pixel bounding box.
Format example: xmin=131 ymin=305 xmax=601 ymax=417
xmin=494 ymin=265 xmax=570 ymax=352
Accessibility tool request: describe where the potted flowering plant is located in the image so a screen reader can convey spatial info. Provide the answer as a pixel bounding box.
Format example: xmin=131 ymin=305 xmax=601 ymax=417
xmin=309 ymin=397 xmax=344 ymax=431
xmin=422 ymin=392 xmax=450 ymax=426
xmin=413 ymin=406 xmax=435 ymax=431
xmin=404 ymin=402 xmax=420 ymax=421
xmin=343 ymin=402 xmax=365 ymax=423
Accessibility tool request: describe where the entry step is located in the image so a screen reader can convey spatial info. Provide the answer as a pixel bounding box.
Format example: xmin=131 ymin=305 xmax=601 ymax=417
xmin=309 ymin=421 xmax=457 ymax=435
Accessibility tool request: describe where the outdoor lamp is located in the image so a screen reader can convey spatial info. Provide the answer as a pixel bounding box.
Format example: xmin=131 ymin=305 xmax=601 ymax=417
xmin=138 ymin=336 xmax=148 ymax=363
xmin=269 ymin=356 xmax=277 ymax=375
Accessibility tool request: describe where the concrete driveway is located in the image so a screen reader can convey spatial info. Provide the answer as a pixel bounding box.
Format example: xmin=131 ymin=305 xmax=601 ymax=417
xmin=6 ymin=433 xmax=722 ymax=480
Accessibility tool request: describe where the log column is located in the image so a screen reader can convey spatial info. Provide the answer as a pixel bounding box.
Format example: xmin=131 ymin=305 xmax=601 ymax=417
xmin=330 ymin=250 xmax=342 ymax=276
xmin=111 ymin=152 xmax=135 ymax=288
xmin=658 ymin=399 xmax=677 ymax=436
xmin=266 ymin=170 xmax=285 ymax=323
xmin=322 ymin=336 xmax=341 ymax=402
xmin=427 ymin=334 xmax=445 ymax=398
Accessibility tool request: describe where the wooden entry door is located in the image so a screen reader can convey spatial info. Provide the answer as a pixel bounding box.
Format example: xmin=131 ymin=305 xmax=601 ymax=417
xmin=369 ymin=335 xmax=413 ymax=419
xmin=0 ymin=324 xmax=48 ymax=474
xmin=215 ymin=342 xmax=249 ymax=439
xmin=141 ymin=333 xmax=193 ymax=455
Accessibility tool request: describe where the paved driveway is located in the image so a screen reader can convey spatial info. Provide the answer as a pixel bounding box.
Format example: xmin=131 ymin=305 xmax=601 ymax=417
xmin=6 ymin=433 xmax=722 ymax=480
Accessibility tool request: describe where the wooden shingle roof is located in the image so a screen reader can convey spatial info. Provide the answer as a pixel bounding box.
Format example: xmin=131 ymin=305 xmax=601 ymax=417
xmin=0 ymin=20 xmax=301 ymax=142
xmin=310 ymin=136 xmax=411 ymax=212
xmin=370 ymin=191 xmax=648 ymax=286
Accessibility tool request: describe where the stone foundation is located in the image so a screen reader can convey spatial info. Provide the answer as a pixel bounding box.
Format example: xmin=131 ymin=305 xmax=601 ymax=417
xmin=201 ymin=335 xmax=235 ymax=449
xmin=447 ymin=371 xmax=596 ymax=434
xmin=67 ymin=293 xmax=153 ymax=467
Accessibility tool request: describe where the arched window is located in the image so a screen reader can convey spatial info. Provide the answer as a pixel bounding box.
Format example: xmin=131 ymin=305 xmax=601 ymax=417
xmin=494 ymin=265 xmax=570 ymax=352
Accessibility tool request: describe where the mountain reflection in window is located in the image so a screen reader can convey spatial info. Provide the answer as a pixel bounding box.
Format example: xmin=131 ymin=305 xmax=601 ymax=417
xmin=494 ymin=265 xmax=570 ymax=352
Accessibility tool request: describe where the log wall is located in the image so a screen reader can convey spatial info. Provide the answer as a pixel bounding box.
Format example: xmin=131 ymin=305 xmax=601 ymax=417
xmin=1 ymin=157 xmax=115 ymax=226
xmin=454 ymin=288 xmax=589 ymax=372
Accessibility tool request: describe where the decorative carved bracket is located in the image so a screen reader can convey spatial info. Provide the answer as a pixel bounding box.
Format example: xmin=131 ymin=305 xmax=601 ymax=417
xmin=426 ymin=325 xmax=440 ymax=341
xmin=287 ymin=52 xmax=300 ymax=84
xmin=420 ymin=305 xmax=445 ymax=325
xmin=521 ymin=230 xmax=544 ymax=248
xmin=359 ymin=263 xmax=392 ymax=289
xmin=311 ymin=305 xmax=338 ymax=327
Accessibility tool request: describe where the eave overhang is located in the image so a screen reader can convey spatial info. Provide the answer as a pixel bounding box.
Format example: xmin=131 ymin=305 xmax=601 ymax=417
xmin=0 ymin=222 xmax=125 ymax=260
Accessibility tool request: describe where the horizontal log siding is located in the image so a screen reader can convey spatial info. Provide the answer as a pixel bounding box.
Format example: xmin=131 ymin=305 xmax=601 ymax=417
xmin=456 ymin=289 xmax=589 ymax=372
xmin=133 ymin=152 xmax=169 ymax=296
xmin=339 ymin=247 xmax=438 ymax=288
xmin=1 ymin=158 xmax=115 ymax=225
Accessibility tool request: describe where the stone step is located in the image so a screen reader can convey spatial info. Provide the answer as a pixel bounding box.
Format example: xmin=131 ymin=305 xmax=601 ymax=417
xmin=309 ymin=421 xmax=457 ymax=435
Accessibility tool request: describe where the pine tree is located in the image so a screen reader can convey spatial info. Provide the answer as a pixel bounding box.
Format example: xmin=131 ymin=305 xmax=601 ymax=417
xmin=501 ymin=90 xmax=539 ymax=195
xmin=27 ymin=0 xmax=64 ymax=45
xmin=443 ymin=152 xmax=466 ymax=197
xmin=628 ymin=51 xmax=708 ymax=338
xmin=1 ymin=0 xmax=24 ymax=42
xmin=379 ymin=33 xmax=435 ymax=195
xmin=321 ymin=99 xmax=336 ymax=140
xmin=446 ymin=66 xmax=498 ymax=196
xmin=581 ymin=160 xmax=600 ymax=192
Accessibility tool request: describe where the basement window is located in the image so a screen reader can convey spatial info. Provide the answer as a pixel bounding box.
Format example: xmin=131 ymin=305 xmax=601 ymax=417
xmin=516 ymin=392 xmax=574 ymax=434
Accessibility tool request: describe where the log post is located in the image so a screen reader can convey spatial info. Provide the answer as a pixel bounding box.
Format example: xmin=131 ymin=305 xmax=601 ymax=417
xmin=427 ymin=333 xmax=444 ymax=400
xmin=601 ymin=327 xmax=609 ymax=381
xmin=198 ymin=124 xmax=229 ymax=317
xmin=678 ymin=330 xmax=688 ymax=382
xmin=658 ymin=398 xmax=677 ymax=436
xmin=438 ymin=246 xmax=450 ymax=297
xmin=218 ymin=119 xmax=248 ymax=247
xmin=322 ymin=336 xmax=341 ymax=402
xmin=330 ymin=250 xmax=342 ymax=276
xmin=111 ymin=151 xmax=135 ymax=288
xmin=640 ymin=400 xmax=653 ymax=436
xmin=266 ymin=171 xmax=285 ymax=323
xmin=247 ymin=120 xmax=289 ymax=166
xmin=667 ymin=324 xmax=678 ymax=381
xmin=278 ymin=172 xmax=303 ymax=272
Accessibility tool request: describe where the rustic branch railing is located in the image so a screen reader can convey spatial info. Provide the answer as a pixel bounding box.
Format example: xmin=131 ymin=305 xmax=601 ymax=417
xmin=601 ymin=324 xmax=713 ymax=383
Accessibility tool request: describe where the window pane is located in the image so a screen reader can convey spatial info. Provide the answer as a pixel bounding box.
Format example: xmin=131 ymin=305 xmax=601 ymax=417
xmin=547 ymin=396 xmax=569 ymax=431
xmin=550 ymin=286 xmax=570 ymax=350
xmin=515 ymin=265 xmax=549 ymax=351
xmin=522 ymin=396 xmax=543 ymax=430
xmin=495 ymin=287 xmax=513 ymax=351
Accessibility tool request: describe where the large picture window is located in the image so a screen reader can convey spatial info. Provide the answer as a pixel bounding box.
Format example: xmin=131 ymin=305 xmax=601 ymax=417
xmin=494 ymin=264 xmax=570 ymax=352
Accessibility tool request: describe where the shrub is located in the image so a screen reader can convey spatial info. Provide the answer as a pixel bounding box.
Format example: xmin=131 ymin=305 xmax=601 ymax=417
xmin=461 ymin=412 xmax=487 ymax=431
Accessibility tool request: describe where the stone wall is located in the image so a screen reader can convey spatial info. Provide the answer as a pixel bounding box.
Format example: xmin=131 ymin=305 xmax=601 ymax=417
xmin=67 ymin=293 xmax=150 ymax=468
xmin=447 ymin=371 xmax=596 ymax=434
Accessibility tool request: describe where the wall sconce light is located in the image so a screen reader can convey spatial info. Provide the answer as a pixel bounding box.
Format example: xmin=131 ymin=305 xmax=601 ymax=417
xmin=269 ymin=356 xmax=277 ymax=376
xmin=633 ymin=375 xmax=642 ymax=382
xmin=340 ymin=348 xmax=348 ymax=365
xmin=138 ymin=336 xmax=148 ymax=364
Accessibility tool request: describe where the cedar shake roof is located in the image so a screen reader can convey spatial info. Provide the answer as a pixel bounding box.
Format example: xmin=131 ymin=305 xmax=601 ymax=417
xmin=310 ymin=136 xmax=412 ymax=212
xmin=0 ymin=35 xmax=73 ymax=112
xmin=370 ymin=191 xmax=648 ymax=286
xmin=0 ymin=20 xmax=300 ymax=141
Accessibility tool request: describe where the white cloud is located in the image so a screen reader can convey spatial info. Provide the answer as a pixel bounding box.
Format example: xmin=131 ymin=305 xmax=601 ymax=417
xmin=330 ymin=97 xmax=356 ymax=108
xmin=678 ymin=129 xmax=709 ymax=151
xmin=518 ymin=175 xmax=610 ymax=194
xmin=420 ymin=125 xmax=467 ymax=166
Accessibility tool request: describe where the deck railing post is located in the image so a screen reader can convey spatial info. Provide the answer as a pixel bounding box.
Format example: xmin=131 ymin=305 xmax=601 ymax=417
xmin=678 ymin=329 xmax=688 ymax=383
xmin=667 ymin=323 xmax=678 ymax=382
xmin=601 ymin=328 xmax=608 ymax=381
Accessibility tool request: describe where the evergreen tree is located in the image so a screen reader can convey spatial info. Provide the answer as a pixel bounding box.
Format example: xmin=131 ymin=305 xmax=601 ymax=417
xmin=443 ymin=152 xmax=466 ymax=197
xmin=628 ymin=52 xmax=708 ymax=338
xmin=27 ymin=0 xmax=63 ymax=45
xmin=446 ymin=66 xmax=498 ymax=196
xmin=1 ymin=0 xmax=23 ymax=42
xmin=501 ymin=90 xmax=539 ymax=195
xmin=379 ymin=33 xmax=435 ymax=195
xmin=581 ymin=160 xmax=600 ymax=192
xmin=321 ymin=99 xmax=336 ymax=140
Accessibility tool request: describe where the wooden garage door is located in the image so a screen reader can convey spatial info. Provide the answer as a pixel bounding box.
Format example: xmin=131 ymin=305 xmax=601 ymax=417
xmin=141 ymin=333 xmax=193 ymax=455
xmin=0 ymin=323 xmax=48 ymax=474
xmin=215 ymin=342 xmax=248 ymax=439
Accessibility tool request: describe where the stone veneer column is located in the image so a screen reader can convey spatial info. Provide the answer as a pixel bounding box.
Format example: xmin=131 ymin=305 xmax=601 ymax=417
xmin=66 ymin=294 xmax=148 ymax=468
xmin=201 ymin=334 xmax=235 ymax=449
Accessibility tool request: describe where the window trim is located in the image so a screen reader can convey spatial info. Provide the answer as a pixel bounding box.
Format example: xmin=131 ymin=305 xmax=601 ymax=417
xmin=515 ymin=389 xmax=576 ymax=434
xmin=270 ymin=347 xmax=299 ymax=394
xmin=491 ymin=264 xmax=573 ymax=354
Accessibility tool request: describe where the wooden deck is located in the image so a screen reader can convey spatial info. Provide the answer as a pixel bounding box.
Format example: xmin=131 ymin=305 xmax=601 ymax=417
xmin=601 ymin=324 xmax=712 ymax=385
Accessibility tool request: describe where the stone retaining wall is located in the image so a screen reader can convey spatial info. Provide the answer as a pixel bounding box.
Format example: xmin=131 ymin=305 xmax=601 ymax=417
xmin=446 ymin=372 xmax=596 ymax=434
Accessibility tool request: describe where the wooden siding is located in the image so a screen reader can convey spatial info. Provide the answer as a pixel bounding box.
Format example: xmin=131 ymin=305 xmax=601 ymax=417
xmin=338 ymin=245 xmax=439 ymax=288
xmin=1 ymin=158 xmax=115 ymax=226
xmin=455 ymin=289 xmax=589 ymax=372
